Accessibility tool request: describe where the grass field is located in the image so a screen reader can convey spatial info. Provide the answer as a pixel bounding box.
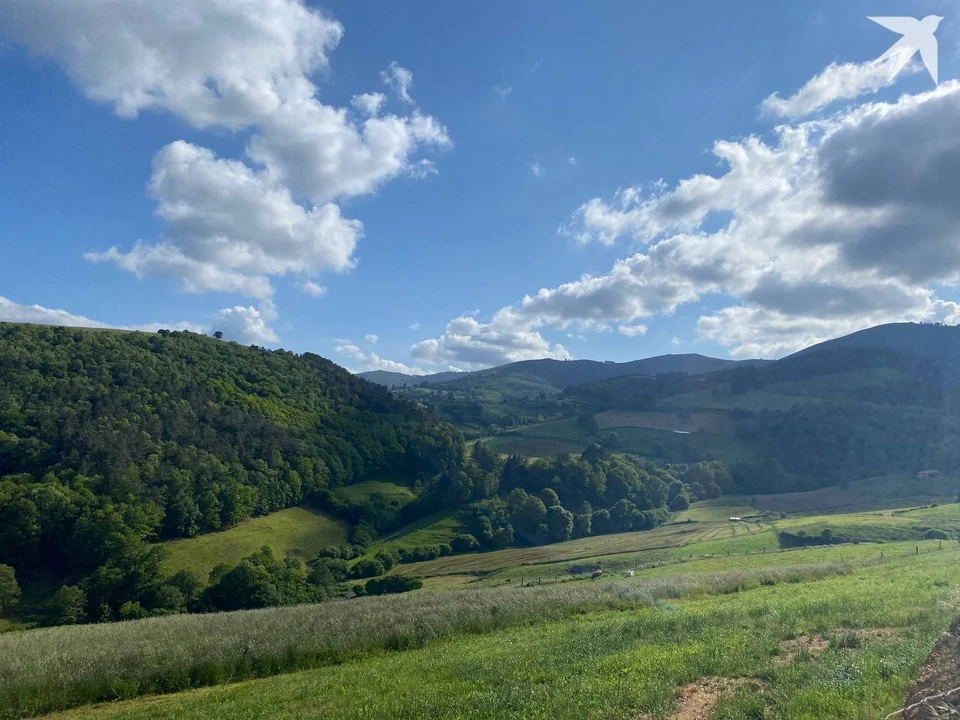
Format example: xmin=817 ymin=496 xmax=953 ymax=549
xmin=595 ymin=409 xmax=734 ymax=435
xmin=12 ymin=483 xmax=960 ymax=719
xmin=32 ymin=548 xmax=960 ymax=720
xmin=660 ymin=383 xmax=818 ymax=412
xmin=362 ymin=509 xmax=463 ymax=557
xmin=331 ymin=479 xmax=417 ymax=506
xmin=749 ymin=474 xmax=959 ymax=514
xmin=161 ymin=506 xmax=348 ymax=579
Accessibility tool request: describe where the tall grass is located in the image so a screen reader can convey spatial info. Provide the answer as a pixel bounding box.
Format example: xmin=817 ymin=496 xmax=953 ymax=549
xmin=0 ymin=565 xmax=844 ymax=719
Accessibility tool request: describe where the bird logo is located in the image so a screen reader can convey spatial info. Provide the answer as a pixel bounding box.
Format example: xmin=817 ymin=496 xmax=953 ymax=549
xmin=868 ymin=15 xmax=944 ymax=85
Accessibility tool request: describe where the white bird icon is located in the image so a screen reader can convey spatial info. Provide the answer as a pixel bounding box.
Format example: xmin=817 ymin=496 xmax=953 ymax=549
xmin=868 ymin=15 xmax=944 ymax=84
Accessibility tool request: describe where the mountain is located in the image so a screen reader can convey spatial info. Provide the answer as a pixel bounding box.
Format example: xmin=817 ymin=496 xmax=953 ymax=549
xmin=361 ymin=353 xmax=766 ymax=392
xmin=789 ymin=322 xmax=960 ymax=361
xmin=357 ymin=369 xmax=463 ymax=388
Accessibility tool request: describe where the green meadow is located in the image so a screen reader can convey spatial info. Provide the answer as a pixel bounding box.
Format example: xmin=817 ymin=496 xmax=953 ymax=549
xmin=161 ymin=506 xmax=348 ymax=578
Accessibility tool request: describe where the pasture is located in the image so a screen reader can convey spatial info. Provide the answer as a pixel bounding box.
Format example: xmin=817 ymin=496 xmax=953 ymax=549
xmin=161 ymin=506 xmax=347 ymax=579
xmin=34 ymin=548 xmax=960 ymax=719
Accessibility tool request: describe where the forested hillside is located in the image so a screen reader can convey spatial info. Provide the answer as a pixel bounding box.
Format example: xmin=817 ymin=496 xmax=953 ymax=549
xmin=0 ymin=323 xmax=716 ymax=625
xmin=0 ymin=324 xmax=461 ymax=620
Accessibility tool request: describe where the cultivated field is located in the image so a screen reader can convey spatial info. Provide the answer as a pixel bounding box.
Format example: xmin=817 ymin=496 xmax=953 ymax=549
xmin=161 ymin=506 xmax=348 ymax=578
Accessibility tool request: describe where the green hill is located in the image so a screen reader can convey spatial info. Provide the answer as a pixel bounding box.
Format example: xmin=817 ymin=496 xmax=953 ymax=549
xmin=0 ymin=323 xmax=462 ymax=622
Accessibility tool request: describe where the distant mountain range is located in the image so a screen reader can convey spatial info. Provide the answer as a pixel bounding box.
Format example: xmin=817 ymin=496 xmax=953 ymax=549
xmin=359 ymin=353 xmax=769 ymax=391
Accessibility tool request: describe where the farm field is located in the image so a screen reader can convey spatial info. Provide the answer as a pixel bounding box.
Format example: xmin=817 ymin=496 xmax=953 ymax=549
xmin=595 ymin=409 xmax=733 ymax=434
xmin=161 ymin=506 xmax=348 ymax=579
xmin=32 ymin=548 xmax=960 ymax=720
xmin=749 ymin=474 xmax=958 ymax=514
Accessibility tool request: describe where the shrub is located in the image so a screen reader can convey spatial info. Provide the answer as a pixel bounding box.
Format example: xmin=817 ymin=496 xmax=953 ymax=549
xmin=365 ymin=575 xmax=423 ymax=596
xmin=451 ymin=534 xmax=479 ymax=553
xmin=350 ymin=558 xmax=385 ymax=579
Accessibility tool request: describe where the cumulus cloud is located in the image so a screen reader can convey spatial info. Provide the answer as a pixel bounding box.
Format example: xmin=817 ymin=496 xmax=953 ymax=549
xmin=381 ymin=61 xmax=414 ymax=104
xmin=364 ymin=333 xmax=379 ymax=344
xmin=87 ymin=141 xmax=361 ymax=298
xmin=352 ymin=92 xmax=385 ymax=116
xmin=0 ymin=295 xmax=204 ymax=335
xmin=335 ymin=338 xmax=426 ymax=374
xmin=531 ymin=162 xmax=544 ymax=178
xmin=411 ymin=312 xmax=571 ymax=370
xmin=493 ymin=84 xmax=513 ymax=100
xmin=2 ymin=0 xmax=449 ymax=319
xmin=298 ymin=280 xmax=327 ymax=297
xmin=761 ymin=50 xmax=918 ymax=118
xmin=568 ymin=156 xmax=577 ymax=167
xmin=554 ymin=81 xmax=960 ymax=356
xmin=617 ymin=324 xmax=647 ymax=337
xmin=418 ymin=80 xmax=960 ymax=365
xmin=0 ymin=0 xmax=343 ymax=129
xmin=408 ymin=323 xmax=420 ymax=331
xmin=213 ymin=304 xmax=280 ymax=345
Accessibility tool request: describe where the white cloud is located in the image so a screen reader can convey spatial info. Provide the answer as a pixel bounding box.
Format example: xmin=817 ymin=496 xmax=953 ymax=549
xmin=761 ymin=50 xmax=918 ymax=118
xmin=351 ymin=92 xmax=385 ymax=116
xmin=247 ymin=104 xmax=450 ymax=203
xmin=0 ymin=295 xmax=203 ymax=334
xmin=531 ymin=162 xmax=544 ymax=178
xmin=298 ymin=280 xmax=327 ymax=298
xmin=554 ymin=81 xmax=960 ymax=356
xmin=86 ymin=141 xmax=362 ymax=298
xmin=335 ymin=339 xmax=426 ymax=374
xmin=364 ymin=333 xmax=379 ymax=344
xmin=381 ymin=61 xmax=414 ymax=104
xmin=411 ymin=311 xmax=571 ymax=370
xmin=213 ymin=304 xmax=279 ymax=345
xmin=671 ymin=336 xmax=681 ymax=347
xmin=568 ymin=156 xmax=577 ymax=167
xmin=0 ymin=0 xmax=343 ymax=130
xmin=493 ymin=84 xmax=513 ymax=100
xmin=415 ymin=80 xmax=960 ymax=365
xmin=408 ymin=322 xmax=421 ymax=331
xmin=617 ymin=324 xmax=647 ymax=337
xmin=2 ymin=1 xmax=450 ymax=330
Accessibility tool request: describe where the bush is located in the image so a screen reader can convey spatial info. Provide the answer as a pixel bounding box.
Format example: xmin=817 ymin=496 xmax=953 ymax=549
xmin=451 ymin=534 xmax=479 ymax=553
xmin=350 ymin=558 xmax=385 ymax=579
xmin=365 ymin=575 xmax=423 ymax=596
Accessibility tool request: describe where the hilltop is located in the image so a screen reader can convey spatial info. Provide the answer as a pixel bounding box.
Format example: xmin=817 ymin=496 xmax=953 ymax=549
xmin=359 ymin=353 xmax=765 ymax=390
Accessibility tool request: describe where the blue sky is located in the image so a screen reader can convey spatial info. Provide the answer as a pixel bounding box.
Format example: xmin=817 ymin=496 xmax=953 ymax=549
xmin=2 ymin=1 xmax=959 ymax=373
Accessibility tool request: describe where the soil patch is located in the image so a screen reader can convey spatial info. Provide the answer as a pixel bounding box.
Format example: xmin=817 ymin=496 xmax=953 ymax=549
xmin=669 ymin=677 xmax=764 ymax=720
xmin=899 ymin=628 xmax=960 ymax=719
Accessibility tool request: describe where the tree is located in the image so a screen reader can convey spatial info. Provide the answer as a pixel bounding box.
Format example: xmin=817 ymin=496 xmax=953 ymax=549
xmin=365 ymin=575 xmax=423 ymax=595
xmin=46 ymin=585 xmax=87 ymax=626
xmin=545 ymin=505 xmax=574 ymax=543
xmin=452 ymin=533 xmax=479 ymax=552
xmin=0 ymin=565 xmax=20 ymax=614
xmin=213 ymin=331 xmax=224 ymax=339
xmin=539 ymin=488 xmax=560 ymax=508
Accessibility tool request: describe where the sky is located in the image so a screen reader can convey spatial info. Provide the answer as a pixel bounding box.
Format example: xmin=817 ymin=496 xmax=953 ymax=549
xmin=2 ymin=1 xmax=960 ymax=375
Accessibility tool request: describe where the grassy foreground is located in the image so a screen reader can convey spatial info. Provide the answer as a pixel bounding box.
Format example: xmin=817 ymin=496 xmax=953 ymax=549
xmin=41 ymin=549 xmax=960 ymax=719
xmin=2 ymin=566 xmax=845 ymax=719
